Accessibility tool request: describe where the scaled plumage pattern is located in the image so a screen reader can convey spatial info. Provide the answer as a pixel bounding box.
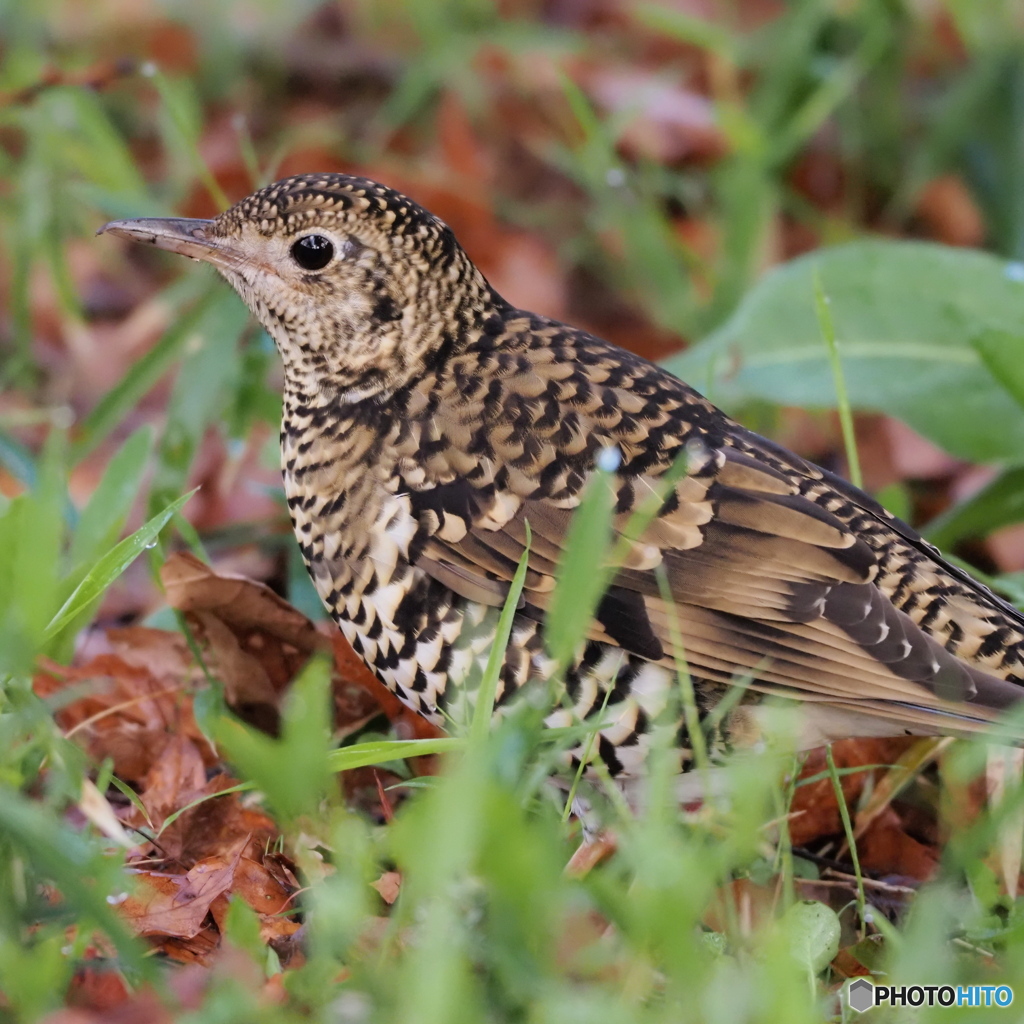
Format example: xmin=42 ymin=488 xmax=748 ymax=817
xmin=102 ymin=173 xmax=1024 ymax=781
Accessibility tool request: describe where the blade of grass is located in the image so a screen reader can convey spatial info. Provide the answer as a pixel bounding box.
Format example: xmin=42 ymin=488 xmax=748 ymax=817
xmin=470 ymin=533 xmax=531 ymax=748
xmin=825 ymin=743 xmax=866 ymax=938
xmin=158 ymin=781 xmax=255 ymax=835
xmin=328 ymin=738 xmax=465 ymax=774
xmin=561 ymin=672 xmax=617 ymax=823
xmin=109 ymin=775 xmax=153 ymax=830
xmin=71 ymin=278 xmax=214 ymax=462
xmin=545 ymin=450 xmax=618 ymax=676
xmin=44 ymin=488 xmax=196 ymax=640
xmin=655 ymin=563 xmax=711 ymax=774
xmin=814 ymin=269 xmax=862 ymax=488
xmin=68 ymin=426 xmax=153 ymax=569
xmin=145 ymin=66 xmax=230 ymax=210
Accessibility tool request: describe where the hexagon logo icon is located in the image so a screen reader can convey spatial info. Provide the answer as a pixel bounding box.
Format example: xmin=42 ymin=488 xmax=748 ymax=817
xmin=847 ymin=978 xmax=874 ymax=1013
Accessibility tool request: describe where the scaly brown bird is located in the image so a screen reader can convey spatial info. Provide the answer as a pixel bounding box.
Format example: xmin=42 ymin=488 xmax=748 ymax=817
xmin=101 ymin=173 xmax=1024 ymax=786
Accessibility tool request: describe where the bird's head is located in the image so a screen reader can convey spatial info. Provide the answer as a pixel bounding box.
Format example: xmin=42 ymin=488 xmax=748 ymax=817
xmin=100 ymin=173 xmax=496 ymax=399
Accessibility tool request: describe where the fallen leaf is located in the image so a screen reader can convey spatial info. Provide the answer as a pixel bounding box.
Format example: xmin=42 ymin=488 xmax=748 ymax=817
xmin=162 ymin=551 xmax=327 ymax=718
xmin=138 ymin=733 xmax=207 ymax=827
xmin=916 ymin=174 xmax=985 ymax=248
xmin=858 ymin=807 xmax=938 ymax=880
xmin=121 ymin=837 xmax=248 ymax=939
xmin=789 ymin=738 xmax=914 ymax=847
xmin=65 ymin=963 xmax=131 ymax=1012
xmin=585 ymin=67 xmax=725 ymax=164
xmin=371 ymin=871 xmax=402 ymax=905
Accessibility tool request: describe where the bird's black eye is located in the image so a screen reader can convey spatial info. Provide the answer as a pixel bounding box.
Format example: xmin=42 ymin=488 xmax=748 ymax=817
xmin=290 ymin=234 xmax=335 ymax=271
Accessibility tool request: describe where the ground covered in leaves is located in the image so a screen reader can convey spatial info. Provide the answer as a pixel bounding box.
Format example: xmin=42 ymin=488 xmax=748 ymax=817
xmin=5 ymin=1 xmax=1024 ymax=1021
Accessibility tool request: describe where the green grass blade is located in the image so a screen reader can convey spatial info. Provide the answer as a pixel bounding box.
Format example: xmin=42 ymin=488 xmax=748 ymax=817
xmin=0 ymin=788 xmax=146 ymax=975
xmin=470 ymin=536 xmax=531 ymax=747
xmin=68 ymin=426 xmax=153 ymax=569
xmin=71 ymin=278 xmax=215 ymax=461
xmin=546 ymin=454 xmax=617 ymax=675
xmin=328 ymin=738 xmax=465 ymax=773
xmin=814 ymin=269 xmax=862 ymax=488
xmin=44 ymin=488 xmax=196 ymax=641
xmin=825 ymin=743 xmax=866 ymax=937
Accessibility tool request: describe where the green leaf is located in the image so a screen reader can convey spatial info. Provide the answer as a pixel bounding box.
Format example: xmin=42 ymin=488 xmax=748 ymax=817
xmin=924 ymin=465 xmax=1024 ymax=549
xmin=783 ymin=900 xmax=841 ymax=974
xmin=0 ymin=433 xmax=66 ymax=673
xmin=972 ymin=327 xmax=1024 ymax=411
xmin=667 ymin=240 xmax=1024 ymax=462
xmin=44 ymin=488 xmax=195 ymax=642
xmin=214 ymin=655 xmax=333 ymax=821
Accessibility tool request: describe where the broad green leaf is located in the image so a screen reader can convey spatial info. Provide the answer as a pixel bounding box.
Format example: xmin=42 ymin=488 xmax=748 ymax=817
xmin=925 ymin=465 xmax=1024 ymax=548
xmin=783 ymin=900 xmax=841 ymax=974
xmin=972 ymin=328 xmax=1024 ymax=411
xmin=44 ymin=488 xmax=195 ymax=641
xmin=667 ymin=240 xmax=1024 ymax=462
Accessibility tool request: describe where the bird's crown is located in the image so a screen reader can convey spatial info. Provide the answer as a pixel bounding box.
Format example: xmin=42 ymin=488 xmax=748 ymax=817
xmin=217 ymin=173 xmax=448 ymax=243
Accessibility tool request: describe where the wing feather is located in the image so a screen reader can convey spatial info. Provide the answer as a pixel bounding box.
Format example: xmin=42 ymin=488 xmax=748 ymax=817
xmin=400 ymin=390 xmax=1023 ymax=738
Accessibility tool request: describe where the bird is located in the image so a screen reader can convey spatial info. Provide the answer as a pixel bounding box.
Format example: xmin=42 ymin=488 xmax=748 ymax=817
xmin=100 ymin=172 xmax=1024 ymax=789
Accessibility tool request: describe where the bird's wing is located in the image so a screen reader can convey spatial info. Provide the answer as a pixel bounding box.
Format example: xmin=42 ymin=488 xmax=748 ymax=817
xmin=399 ymin=394 xmax=1022 ymax=738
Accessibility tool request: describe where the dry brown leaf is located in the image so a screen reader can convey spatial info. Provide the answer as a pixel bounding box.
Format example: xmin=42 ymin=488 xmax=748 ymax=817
xmin=162 ymin=551 xmax=326 ymax=712
xmin=857 ymin=807 xmax=938 ymax=881
xmin=232 ymin=855 xmax=296 ymax=916
xmin=565 ymin=833 xmax=618 ymax=877
xmin=151 ymin=774 xmax=279 ymax=867
xmin=371 ymin=871 xmax=402 ymax=905
xmin=155 ymin=928 xmax=222 ymax=967
xmin=34 ymin=646 xmax=202 ymax=784
xmin=789 ymin=738 xmax=915 ymax=847
xmin=65 ymin=963 xmax=131 ymax=1013
xmin=161 ymin=552 xmax=400 ymax=738
xmin=138 ymin=733 xmax=207 ymax=827
xmin=121 ymin=837 xmax=248 ymax=939
xmin=585 ymin=68 xmax=725 ymax=164
xmin=916 ymin=174 xmax=985 ymax=248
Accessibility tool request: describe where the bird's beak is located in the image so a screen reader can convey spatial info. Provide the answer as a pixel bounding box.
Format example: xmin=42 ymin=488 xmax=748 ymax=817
xmin=97 ymin=217 xmax=243 ymax=270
